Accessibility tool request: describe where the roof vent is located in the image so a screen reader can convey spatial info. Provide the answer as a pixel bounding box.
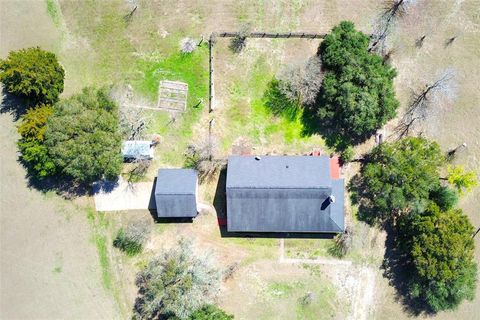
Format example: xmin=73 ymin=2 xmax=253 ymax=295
xmin=255 ymin=156 xmax=261 ymax=161
xmin=328 ymin=195 xmax=336 ymax=203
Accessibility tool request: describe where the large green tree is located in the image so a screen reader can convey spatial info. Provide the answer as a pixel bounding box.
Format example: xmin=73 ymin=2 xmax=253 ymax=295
xmin=317 ymin=21 xmax=399 ymax=146
xmin=399 ymin=204 xmax=477 ymax=312
xmin=44 ymin=87 xmax=122 ymax=183
xmin=17 ymin=104 xmax=56 ymax=177
xmin=134 ymin=239 xmax=221 ymax=320
xmin=0 ymin=47 xmax=64 ymax=104
xmin=349 ymin=137 xmax=445 ymax=224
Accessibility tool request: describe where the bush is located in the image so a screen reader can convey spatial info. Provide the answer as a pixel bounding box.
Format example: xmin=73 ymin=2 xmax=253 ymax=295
xmin=17 ymin=105 xmax=56 ymax=177
xmin=44 ymin=87 xmax=123 ymax=183
xmin=113 ymin=220 xmax=151 ymax=256
xmin=134 ymin=238 xmax=221 ymax=319
xmin=187 ymin=305 xmax=233 ymax=320
xmin=180 ymin=38 xmax=197 ymax=53
xmin=447 ymin=165 xmax=478 ymax=195
xmin=0 ymin=47 xmax=64 ymax=104
xmin=317 ymin=21 xmax=399 ymax=145
xmin=229 ymin=24 xmax=251 ymax=53
xmin=329 ymin=226 xmax=353 ymax=258
xmin=263 ymin=79 xmax=301 ymax=121
xmin=399 ymin=204 xmax=477 ymax=312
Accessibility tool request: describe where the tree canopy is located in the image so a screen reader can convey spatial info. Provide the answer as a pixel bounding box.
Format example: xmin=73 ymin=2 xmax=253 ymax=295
xmin=447 ymin=165 xmax=478 ymax=195
xmin=317 ymin=21 xmax=399 ymax=146
xmin=349 ymin=137 xmax=445 ymax=224
xmin=399 ymin=204 xmax=477 ymax=312
xmin=17 ymin=105 xmax=56 ymax=177
xmin=133 ymin=239 xmax=221 ymax=320
xmin=0 ymin=47 xmax=64 ymax=104
xmin=187 ymin=305 xmax=234 ymax=320
xmin=44 ymin=87 xmax=122 ymax=183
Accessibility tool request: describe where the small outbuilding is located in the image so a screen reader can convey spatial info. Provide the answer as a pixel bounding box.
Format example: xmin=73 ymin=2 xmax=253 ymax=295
xmin=122 ymin=141 xmax=154 ymax=160
xmin=154 ymin=169 xmax=198 ymax=218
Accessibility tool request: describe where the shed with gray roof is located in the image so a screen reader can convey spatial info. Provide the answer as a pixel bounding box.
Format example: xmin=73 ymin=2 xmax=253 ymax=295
xmin=155 ymin=169 xmax=198 ymax=218
xmin=226 ymin=156 xmax=344 ymax=233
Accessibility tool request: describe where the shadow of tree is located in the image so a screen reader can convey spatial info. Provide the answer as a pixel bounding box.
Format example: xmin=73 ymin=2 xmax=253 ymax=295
xmin=0 ymin=88 xmax=33 ymax=120
xmin=349 ymin=171 xmax=437 ymax=315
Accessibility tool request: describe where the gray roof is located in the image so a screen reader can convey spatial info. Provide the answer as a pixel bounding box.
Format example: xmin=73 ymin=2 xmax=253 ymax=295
xmin=227 ymin=156 xmax=332 ymax=189
xmin=226 ymin=156 xmax=344 ymax=233
xmin=155 ymin=169 xmax=198 ymax=218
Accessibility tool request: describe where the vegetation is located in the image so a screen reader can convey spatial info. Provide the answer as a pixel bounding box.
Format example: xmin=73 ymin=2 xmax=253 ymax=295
xmin=350 ymin=137 xmax=445 ymax=224
xmin=329 ymin=226 xmax=353 ymax=258
xmin=0 ymin=47 xmax=64 ymax=104
xmin=229 ymin=24 xmax=251 ymax=53
xmin=317 ymin=21 xmax=399 ymax=147
xmin=447 ymin=165 xmax=478 ymax=195
xmin=187 ymin=305 xmax=234 ymax=320
xmin=399 ymin=204 xmax=477 ymax=312
xmin=429 ymin=185 xmax=458 ymax=211
xmin=276 ymin=56 xmax=323 ymax=106
xmin=113 ymin=220 xmax=151 ymax=256
xmin=17 ymin=105 xmax=56 ymax=177
xmin=133 ymin=238 xmax=221 ymax=320
xmin=44 ymin=87 xmax=122 ymax=183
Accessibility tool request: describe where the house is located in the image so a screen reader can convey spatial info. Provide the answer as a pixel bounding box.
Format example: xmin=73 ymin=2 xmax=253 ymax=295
xmin=226 ymin=156 xmax=344 ymax=233
xmin=122 ymin=140 xmax=154 ymax=160
xmin=154 ymin=169 xmax=198 ymax=218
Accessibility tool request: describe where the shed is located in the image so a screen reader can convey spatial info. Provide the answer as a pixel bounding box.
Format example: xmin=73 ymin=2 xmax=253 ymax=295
xmin=226 ymin=156 xmax=344 ymax=233
xmin=122 ymin=141 xmax=154 ymax=160
xmin=154 ymin=169 xmax=198 ymax=218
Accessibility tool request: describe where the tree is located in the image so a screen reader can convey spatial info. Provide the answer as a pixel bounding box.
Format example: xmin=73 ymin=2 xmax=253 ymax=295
xmin=0 ymin=47 xmax=64 ymax=104
xmin=276 ymin=56 xmax=323 ymax=106
xmin=349 ymin=137 xmax=444 ymax=224
xmin=399 ymin=204 xmax=477 ymax=312
xmin=317 ymin=21 xmax=399 ymax=146
xmin=133 ymin=238 xmax=221 ymax=320
xmin=44 ymin=87 xmax=122 ymax=183
xmin=17 ymin=105 xmax=56 ymax=177
xmin=429 ymin=185 xmax=458 ymax=211
xmin=113 ymin=219 xmax=151 ymax=256
xmin=187 ymin=305 xmax=233 ymax=320
xmin=447 ymin=165 xmax=478 ymax=195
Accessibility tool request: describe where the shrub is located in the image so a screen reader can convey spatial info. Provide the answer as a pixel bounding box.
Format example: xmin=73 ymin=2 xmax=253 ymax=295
xmin=17 ymin=105 xmax=56 ymax=177
xmin=44 ymin=87 xmax=123 ymax=183
xmin=0 ymin=47 xmax=64 ymax=104
xmin=329 ymin=226 xmax=353 ymax=258
xmin=187 ymin=305 xmax=233 ymax=320
xmin=133 ymin=238 xmax=221 ymax=319
xmin=447 ymin=165 xmax=478 ymax=195
xmin=185 ymin=142 xmax=226 ymax=183
xmin=317 ymin=21 xmax=399 ymax=146
xmin=113 ymin=220 xmax=151 ymax=256
xmin=229 ymin=24 xmax=251 ymax=53
xmin=399 ymin=204 xmax=477 ymax=312
xmin=339 ymin=146 xmax=354 ymax=164
xmin=180 ymin=38 xmax=197 ymax=53
xmin=263 ymin=79 xmax=301 ymax=121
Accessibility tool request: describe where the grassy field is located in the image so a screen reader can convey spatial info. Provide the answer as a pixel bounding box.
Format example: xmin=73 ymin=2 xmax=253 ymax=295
xmin=1 ymin=0 xmax=480 ymax=319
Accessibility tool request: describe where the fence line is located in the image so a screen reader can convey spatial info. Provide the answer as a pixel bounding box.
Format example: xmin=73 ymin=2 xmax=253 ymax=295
xmin=216 ymin=31 xmax=326 ymax=39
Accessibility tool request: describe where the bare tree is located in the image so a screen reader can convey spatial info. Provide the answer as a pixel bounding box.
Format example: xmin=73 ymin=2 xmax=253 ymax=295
xmin=395 ymin=72 xmax=453 ymax=138
xmin=184 ymin=137 xmax=226 ymax=183
xmin=370 ymin=0 xmax=410 ymax=54
xmin=277 ymin=56 xmax=323 ymax=106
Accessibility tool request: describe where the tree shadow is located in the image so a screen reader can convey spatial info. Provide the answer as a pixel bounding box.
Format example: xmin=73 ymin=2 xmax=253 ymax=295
xmin=0 ymin=88 xmax=32 ymax=120
xmin=263 ymin=79 xmax=302 ymax=122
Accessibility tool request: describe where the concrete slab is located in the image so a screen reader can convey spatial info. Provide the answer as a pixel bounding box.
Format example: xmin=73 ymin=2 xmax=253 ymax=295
xmin=93 ymin=177 xmax=156 ymax=212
